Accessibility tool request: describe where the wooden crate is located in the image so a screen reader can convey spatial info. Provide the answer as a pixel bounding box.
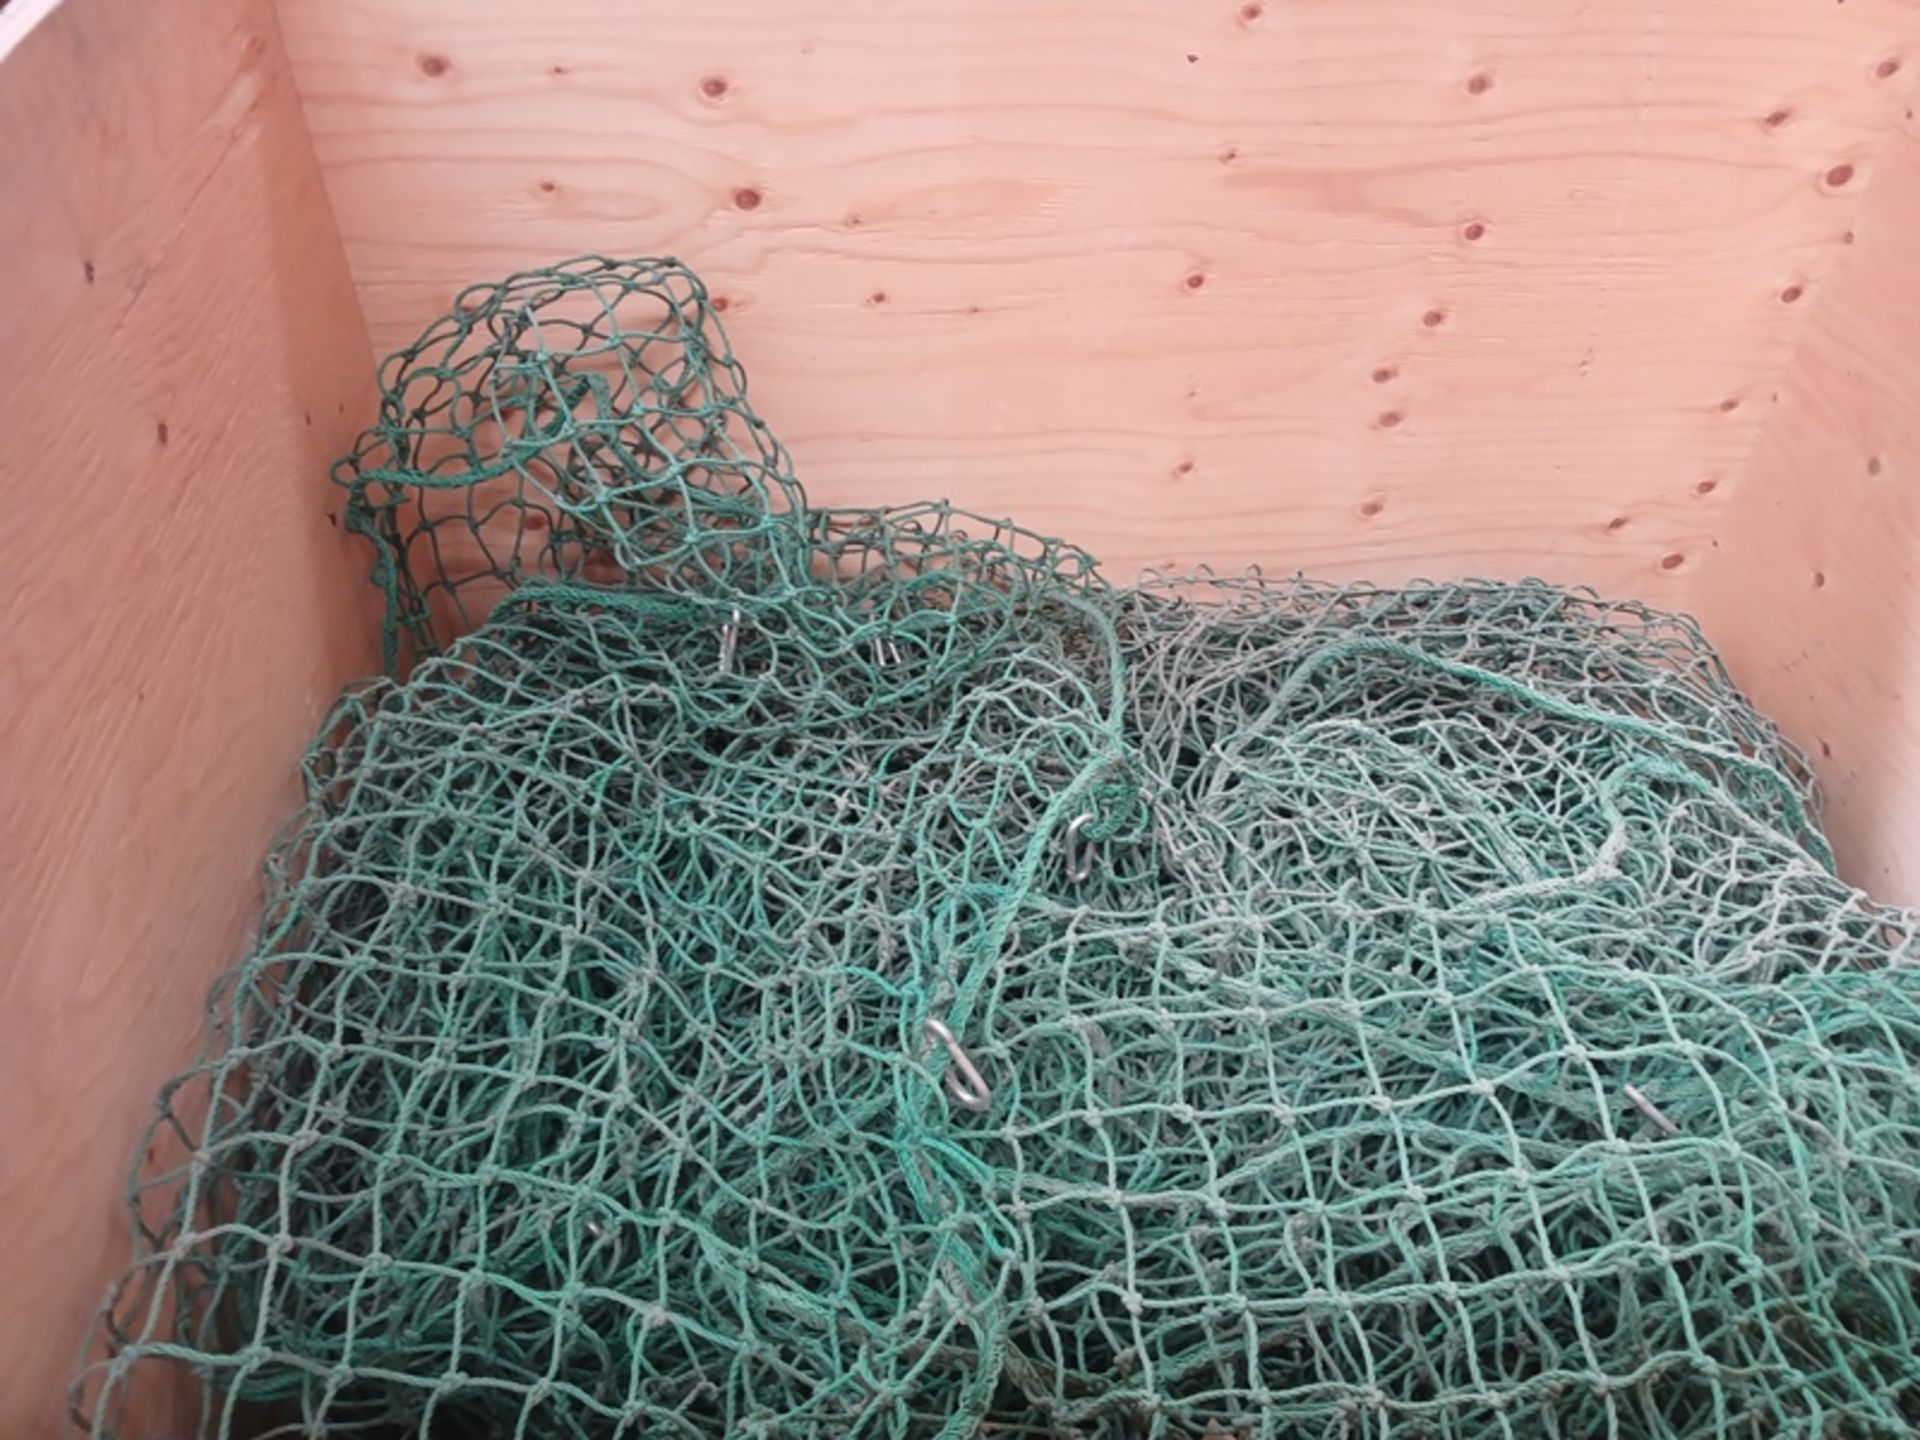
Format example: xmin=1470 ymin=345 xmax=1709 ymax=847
xmin=5 ymin=0 xmax=1920 ymax=1430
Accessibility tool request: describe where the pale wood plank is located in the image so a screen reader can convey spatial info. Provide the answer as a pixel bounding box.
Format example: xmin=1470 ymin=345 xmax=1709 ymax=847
xmin=279 ymin=0 xmax=1919 ymax=597
xmin=0 ymin=1 xmax=378 ymax=1430
xmin=1697 ymin=101 xmax=1920 ymax=902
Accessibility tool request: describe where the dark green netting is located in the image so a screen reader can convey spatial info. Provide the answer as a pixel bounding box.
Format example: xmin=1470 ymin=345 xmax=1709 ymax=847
xmin=73 ymin=257 xmax=1920 ymax=1439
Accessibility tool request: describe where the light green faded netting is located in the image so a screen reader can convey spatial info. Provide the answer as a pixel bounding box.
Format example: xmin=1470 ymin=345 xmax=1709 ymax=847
xmin=74 ymin=257 xmax=1920 ymax=1439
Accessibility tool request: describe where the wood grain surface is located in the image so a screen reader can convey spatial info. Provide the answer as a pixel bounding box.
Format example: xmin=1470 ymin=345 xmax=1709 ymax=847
xmin=0 ymin=0 xmax=378 ymax=1431
xmin=11 ymin=9 xmax=1920 ymax=1433
xmin=1699 ymin=99 xmax=1920 ymax=902
xmin=279 ymin=0 xmax=1919 ymax=600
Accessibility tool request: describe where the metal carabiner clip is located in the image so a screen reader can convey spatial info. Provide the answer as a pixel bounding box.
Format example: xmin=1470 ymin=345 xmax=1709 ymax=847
xmin=924 ymin=1017 xmax=992 ymax=1113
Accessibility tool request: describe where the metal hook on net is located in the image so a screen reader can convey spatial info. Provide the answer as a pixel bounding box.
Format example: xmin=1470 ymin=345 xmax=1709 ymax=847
xmin=1625 ymin=1083 xmax=1680 ymax=1137
xmin=924 ymin=1017 xmax=992 ymax=1113
xmin=872 ymin=635 xmax=903 ymax=669
xmin=718 ymin=607 xmax=742 ymax=675
xmin=1065 ymin=811 xmax=1098 ymax=884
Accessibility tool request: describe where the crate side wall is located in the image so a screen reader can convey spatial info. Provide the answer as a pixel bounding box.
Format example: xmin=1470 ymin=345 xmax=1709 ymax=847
xmin=280 ymin=0 xmax=1916 ymax=596
xmin=0 ymin=0 xmax=379 ymax=1430
xmin=1697 ymin=98 xmax=1920 ymax=903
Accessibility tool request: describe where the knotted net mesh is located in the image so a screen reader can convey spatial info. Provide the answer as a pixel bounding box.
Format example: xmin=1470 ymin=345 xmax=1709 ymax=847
xmin=74 ymin=257 xmax=1920 ymax=1439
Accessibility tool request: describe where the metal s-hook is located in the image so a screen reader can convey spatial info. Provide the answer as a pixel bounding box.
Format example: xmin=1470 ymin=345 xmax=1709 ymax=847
xmin=1065 ymin=811 xmax=1097 ymax=884
xmin=923 ymin=1017 xmax=992 ymax=1113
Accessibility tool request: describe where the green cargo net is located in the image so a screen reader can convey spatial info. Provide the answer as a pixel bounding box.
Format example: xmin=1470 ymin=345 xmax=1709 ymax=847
xmin=74 ymin=257 xmax=1920 ymax=1439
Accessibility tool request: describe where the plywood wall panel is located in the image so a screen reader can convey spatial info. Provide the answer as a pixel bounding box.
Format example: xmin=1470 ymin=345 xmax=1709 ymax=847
xmin=1695 ymin=99 xmax=1920 ymax=902
xmin=279 ymin=0 xmax=1919 ymax=592
xmin=0 ymin=1 xmax=378 ymax=1432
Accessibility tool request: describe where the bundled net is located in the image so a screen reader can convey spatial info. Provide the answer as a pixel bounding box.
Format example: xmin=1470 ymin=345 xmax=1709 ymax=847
xmin=74 ymin=257 xmax=1920 ymax=1439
